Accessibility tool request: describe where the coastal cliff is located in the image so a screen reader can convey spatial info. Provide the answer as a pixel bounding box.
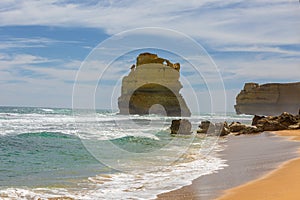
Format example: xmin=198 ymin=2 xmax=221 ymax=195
xmin=235 ymin=82 xmax=300 ymax=115
xmin=118 ymin=53 xmax=191 ymax=116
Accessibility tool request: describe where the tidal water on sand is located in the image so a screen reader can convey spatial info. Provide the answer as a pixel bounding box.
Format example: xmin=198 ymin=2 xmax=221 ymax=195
xmin=0 ymin=107 xmax=252 ymax=199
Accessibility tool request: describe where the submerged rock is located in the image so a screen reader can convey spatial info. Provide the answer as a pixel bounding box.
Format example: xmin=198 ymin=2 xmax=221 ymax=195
xmin=118 ymin=53 xmax=191 ymax=116
xmin=235 ymin=82 xmax=300 ymax=115
xmin=170 ymin=119 xmax=192 ymax=135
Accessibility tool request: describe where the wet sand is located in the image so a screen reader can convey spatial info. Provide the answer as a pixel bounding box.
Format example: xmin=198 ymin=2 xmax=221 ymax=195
xmin=272 ymin=129 xmax=300 ymax=141
xmin=157 ymin=131 xmax=300 ymax=200
xmin=217 ymin=130 xmax=300 ymax=200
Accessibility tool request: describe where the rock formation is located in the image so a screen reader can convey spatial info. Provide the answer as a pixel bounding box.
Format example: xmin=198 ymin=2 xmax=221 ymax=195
xmin=170 ymin=119 xmax=192 ymax=135
xmin=235 ymin=82 xmax=300 ymax=116
xmin=118 ymin=53 xmax=191 ymax=116
xmin=252 ymin=112 xmax=300 ymax=131
xmin=197 ymin=121 xmax=230 ymax=136
xmin=196 ymin=112 xmax=300 ymax=136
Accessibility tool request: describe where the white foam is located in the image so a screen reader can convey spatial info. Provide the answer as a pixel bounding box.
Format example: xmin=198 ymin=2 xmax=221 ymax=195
xmin=41 ymin=108 xmax=54 ymax=112
xmin=0 ymin=188 xmax=76 ymax=200
xmin=82 ymin=156 xmax=227 ymax=200
xmin=0 ymin=139 xmax=228 ymax=200
xmin=0 ymin=111 xmax=252 ymax=138
xmin=0 ymin=110 xmax=233 ymax=199
xmin=0 ymin=156 xmax=227 ymax=200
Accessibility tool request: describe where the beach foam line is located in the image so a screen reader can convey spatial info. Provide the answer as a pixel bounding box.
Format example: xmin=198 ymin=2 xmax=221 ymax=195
xmin=0 ymin=155 xmax=227 ymax=200
xmin=157 ymin=132 xmax=300 ymax=200
xmin=0 ymin=188 xmax=76 ymax=200
xmin=0 ymin=138 xmax=227 ymax=200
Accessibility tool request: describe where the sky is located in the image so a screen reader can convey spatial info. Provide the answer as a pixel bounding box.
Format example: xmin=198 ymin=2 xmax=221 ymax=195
xmin=0 ymin=0 xmax=299 ymax=113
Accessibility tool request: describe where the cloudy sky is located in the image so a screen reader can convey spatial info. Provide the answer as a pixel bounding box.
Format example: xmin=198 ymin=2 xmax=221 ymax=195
xmin=0 ymin=0 xmax=299 ymax=113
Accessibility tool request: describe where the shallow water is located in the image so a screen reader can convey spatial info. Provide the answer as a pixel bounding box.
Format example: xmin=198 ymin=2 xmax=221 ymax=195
xmin=0 ymin=106 xmax=252 ymax=199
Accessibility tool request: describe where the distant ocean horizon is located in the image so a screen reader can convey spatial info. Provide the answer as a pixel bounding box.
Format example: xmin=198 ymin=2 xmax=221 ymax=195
xmin=0 ymin=106 xmax=252 ymax=199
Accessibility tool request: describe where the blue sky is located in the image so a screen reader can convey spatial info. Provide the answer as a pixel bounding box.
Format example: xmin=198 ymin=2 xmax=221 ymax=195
xmin=0 ymin=0 xmax=299 ymax=112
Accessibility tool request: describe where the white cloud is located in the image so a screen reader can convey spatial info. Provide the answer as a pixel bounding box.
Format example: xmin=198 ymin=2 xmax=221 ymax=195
xmin=218 ymin=45 xmax=300 ymax=56
xmin=0 ymin=37 xmax=81 ymax=49
xmin=0 ymin=53 xmax=75 ymax=107
xmin=0 ymin=0 xmax=299 ymax=110
xmin=0 ymin=53 xmax=50 ymax=66
xmin=216 ymin=53 xmax=300 ymax=82
xmin=0 ymin=0 xmax=299 ymax=47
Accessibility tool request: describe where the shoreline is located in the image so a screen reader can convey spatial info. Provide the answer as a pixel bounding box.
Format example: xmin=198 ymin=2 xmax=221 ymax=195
xmin=157 ymin=130 xmax=300 ymax=200
xmin=216 ymin=130 xmax=300 ymax=200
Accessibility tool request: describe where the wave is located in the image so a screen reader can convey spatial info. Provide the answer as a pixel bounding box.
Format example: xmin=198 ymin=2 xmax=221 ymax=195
xmin=40 ymin=108 xmax=54 ymax=112
xmin=0 ymin=107 xmax=239 ymax=199
xmin=17 ymin=131 xmax=77 ymax=139
xmin=0 ymin=151 xmax=227 ymax=200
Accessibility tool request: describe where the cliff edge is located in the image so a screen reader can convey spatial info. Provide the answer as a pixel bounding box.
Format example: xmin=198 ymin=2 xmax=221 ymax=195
xmin=118 ymin=53 xmax=191 ymax=116
xmin=235 ymin=82 xmax=300 ymax=115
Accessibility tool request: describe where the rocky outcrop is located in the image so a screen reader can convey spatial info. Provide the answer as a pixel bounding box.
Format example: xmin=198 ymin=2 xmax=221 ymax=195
xmin=229 ymin=122 xmax=247 ymax=132
xmin=253 ymin=112 xmax=300 ymax=131
xmin=197 ymin=121 xmax=230 ymax=136
xmin=197 ymin=120 xmax=261 ymax=136
xmin=170 ymin=119 xmax=192 ymax=135
xmin=197 ymin=121 xmax=213 ymax=134
xmin=118 ymin=53 xmax=191 ymax=116
xmin=196 ymin=112 xmax=300 ymax=136
xmin=228 ymin=121 xmax=262 ymax=135
xmin=236 ymin=125 xmax=261 ymax=135
xmin=235 ymin=82 xmax=300 ymax=116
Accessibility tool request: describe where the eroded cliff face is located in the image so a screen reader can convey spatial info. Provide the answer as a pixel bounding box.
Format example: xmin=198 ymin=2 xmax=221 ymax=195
xmin=235 ymin=82 xmax=300 ymax=115
xmin=118 ymin=53 xmax=191 ymax=116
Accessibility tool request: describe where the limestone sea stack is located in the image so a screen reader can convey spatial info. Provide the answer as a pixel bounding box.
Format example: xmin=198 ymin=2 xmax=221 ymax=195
xmin=118 ymin=53 xmax=191 ymax=116
xmin=235 ymin=82 xmax=300 ymax=116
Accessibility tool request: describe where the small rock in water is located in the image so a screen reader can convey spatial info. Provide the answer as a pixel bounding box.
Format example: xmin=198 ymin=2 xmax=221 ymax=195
xmin=197 ymin=120 xmax=215 ymax=134
xmin=197 ymin=121 xmax=230 ymax=136
xmin=215 ymin=122 xmax=230 ymax=136
xmin=170 ymin=119 xmax=192 ymax=135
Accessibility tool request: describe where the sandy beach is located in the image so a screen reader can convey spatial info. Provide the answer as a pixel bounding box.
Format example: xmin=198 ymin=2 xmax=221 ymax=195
xmin=157 ymin=130 xmax=300 ymax=200
xmin=217 ymin=130 xmax=300 ymax=200
xmin=272 ymin=130 xmax=300 ymax=141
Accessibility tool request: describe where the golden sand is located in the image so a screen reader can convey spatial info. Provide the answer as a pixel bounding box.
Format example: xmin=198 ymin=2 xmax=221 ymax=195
xmin=217 ymin=130 xmax=300 ymax=200
xmin=272 ymin=130 xmax=300 ymax=141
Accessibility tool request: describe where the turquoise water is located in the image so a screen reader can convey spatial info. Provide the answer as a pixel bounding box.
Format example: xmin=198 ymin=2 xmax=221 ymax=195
xmin=0 ymin=132 xmax=104 ymax=187
xmin=0 ymin=106 xmax=252 ymax=199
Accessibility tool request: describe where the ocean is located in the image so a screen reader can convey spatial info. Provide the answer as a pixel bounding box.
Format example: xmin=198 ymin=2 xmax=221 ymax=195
xmin=0 ymin=106 xmax=252 ymax=199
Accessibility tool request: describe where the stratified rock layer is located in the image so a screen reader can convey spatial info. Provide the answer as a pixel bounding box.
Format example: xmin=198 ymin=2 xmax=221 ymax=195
xmin=118 ymin=53 xmax=191 ymax=116
xmin=235 ymin=82 xmax=300 ymax=115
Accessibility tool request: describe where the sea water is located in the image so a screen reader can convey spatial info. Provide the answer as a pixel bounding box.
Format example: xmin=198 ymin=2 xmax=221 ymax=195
xmin=0 ymin=107 xmax=252 ymax=199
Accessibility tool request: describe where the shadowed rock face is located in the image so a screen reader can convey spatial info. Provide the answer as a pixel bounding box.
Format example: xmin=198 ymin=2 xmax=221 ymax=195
xmin=170 ymin=119 xmax=192 ymax=135
xmin=118 ymin=53 xmax=191 ymax=116
xmin=235 ymin=82 xmax=300 ymax=115
xmin=129 ymin=83 xmax=181 ymax=116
